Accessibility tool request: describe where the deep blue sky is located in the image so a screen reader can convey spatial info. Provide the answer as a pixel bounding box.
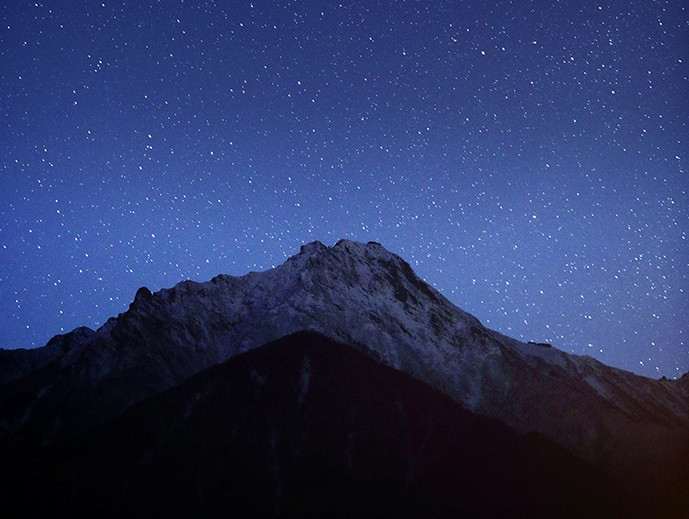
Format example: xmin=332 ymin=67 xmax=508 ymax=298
xmin=1 ymin=1 xmax=687 ymax=378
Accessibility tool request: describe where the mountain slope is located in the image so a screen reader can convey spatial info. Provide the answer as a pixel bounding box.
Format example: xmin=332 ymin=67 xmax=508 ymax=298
xmin=0 ymin=326 xmax=94 ymax=385
xmin=3 ymin=331 xmax=629 ymax=518
xmin=1 ymin=239 xmax=688 ymax=512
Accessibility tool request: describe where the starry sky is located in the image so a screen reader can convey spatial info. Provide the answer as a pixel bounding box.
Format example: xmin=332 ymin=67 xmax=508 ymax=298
xmin=1 ymin=1 xmax=687 ymax=379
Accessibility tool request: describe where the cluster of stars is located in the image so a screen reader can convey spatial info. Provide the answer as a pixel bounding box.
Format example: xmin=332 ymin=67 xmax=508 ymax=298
xmin=1 ymin=1 xmax=687 ymax=378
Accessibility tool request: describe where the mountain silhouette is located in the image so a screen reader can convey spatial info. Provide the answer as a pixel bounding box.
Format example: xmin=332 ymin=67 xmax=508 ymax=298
xmin=1 ymin=240 xmax=687 ymax=517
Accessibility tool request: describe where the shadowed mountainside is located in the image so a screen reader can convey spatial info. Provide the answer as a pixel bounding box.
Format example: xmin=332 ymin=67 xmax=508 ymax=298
xmin=3 ymin=331 xmax=631 ymax=518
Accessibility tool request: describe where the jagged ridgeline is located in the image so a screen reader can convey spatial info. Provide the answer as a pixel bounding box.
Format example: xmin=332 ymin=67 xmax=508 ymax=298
xmin=1 ymin=240 xmax=688 ymax=517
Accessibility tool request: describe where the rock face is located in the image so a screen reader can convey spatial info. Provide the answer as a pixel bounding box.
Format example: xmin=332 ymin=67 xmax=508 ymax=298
xmin=1 ymin=239 xmax=688 ymax=515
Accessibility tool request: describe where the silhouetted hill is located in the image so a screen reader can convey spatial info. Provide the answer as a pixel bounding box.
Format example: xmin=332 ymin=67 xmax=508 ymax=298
xmin=3 ymin=331 xmax=631 ymax=518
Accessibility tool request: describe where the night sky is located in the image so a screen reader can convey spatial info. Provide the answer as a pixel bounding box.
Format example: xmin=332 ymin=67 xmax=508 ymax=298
xmin=1 ymin=1 xmax=687 ymax=379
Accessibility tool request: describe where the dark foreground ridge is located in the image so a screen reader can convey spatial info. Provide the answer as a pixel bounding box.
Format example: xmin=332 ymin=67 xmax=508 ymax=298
xmin=3 ymin=331 xmax=628 ymax=518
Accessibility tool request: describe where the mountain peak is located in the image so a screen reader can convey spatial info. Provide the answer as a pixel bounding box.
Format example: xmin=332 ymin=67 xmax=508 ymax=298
xmin=297 ymin=239 xmax=397 ymax=263
xmin=298 ymin=240 xmax=328 ymax=256
xmin=295 ymin=239 xmax=430 ymax=295
xmin=334 ymin=238 xmax=387 ymax=254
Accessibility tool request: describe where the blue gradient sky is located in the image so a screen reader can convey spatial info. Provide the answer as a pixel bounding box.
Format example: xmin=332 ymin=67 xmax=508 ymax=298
xmin=1 ymin=1 xmax=687 ymax=378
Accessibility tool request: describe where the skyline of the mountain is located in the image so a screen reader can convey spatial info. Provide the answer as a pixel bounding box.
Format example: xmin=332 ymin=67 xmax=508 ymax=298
xmin=1 ymin=1 xmax=687 ymax=379
xmin=3 ymin=238 xmax=687 ymax=381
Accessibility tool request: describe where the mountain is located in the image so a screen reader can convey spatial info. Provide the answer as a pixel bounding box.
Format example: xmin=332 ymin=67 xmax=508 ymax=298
xmin=1 ymin=239 xmax=688 ymax=516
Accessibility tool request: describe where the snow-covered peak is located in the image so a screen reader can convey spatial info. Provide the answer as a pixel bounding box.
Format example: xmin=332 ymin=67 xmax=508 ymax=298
xmin=3 ymin=239 xmax=687 ymax=484
xmin=84 ymin=240 xmax=689 ymax=428
xmin=298 ymin=239 xmax=328 ymax=256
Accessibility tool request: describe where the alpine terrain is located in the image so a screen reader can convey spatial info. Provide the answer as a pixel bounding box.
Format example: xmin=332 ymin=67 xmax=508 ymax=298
xmin=1 ymin=240 xmax=687 ymax=517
